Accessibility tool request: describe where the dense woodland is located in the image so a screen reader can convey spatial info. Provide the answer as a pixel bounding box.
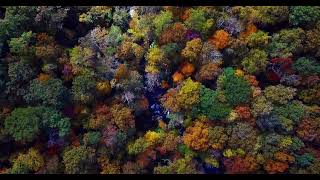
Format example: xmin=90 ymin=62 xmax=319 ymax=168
xmin=0 ymin=6 xmax=320 ymax=174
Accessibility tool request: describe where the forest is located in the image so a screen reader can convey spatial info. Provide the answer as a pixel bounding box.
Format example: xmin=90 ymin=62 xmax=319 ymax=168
xmin=0 ymin=6 xmax=320 ymax=174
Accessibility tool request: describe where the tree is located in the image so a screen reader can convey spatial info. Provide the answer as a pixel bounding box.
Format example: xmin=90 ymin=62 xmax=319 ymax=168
xmin=289 ymin=6 xmax=320 ymax=27
xmin=153 ymin=10 xmax=173 ymax=36
xmin=226 ymin=122 xmax=258 ymax=153
xmin=35 ymin=33 xmax=62 ymax=62
xmin=196 ymin=62 xmax=222 ymax=82
xmin=110 ymin=104 xmax=135 ymax=132
xmin=39 ymin=107 xmax=71 ymax=137
xmin=104 ymin=25 xmax=124 ymax=56
xmin=217 ymin=67 xmax=252 ymax=106
xmin=129 ymin=14 xmax=155 ymax=43
xmin=157 ymin=131 xmax=181 ymax=154
xmin=273 ymin=101 xmax=305 ymax=124
xmin=192 ymin=85 xmax=232 ymax=120
xmin=154 ymin=157 xmax=200 ymax=174
xmin=79 ymin=6 xmax=112 ymax=25
xmin=112 ymin=7 xmax=130 ymax=30
xmin=4 ymin=106 xmax=71 ymax=143
xmin=181 ymin=38 xmax=202 ymax=62
xmin=264 ymin=85 xmax=296 ymax=105
xmin=256 ymin=114 xmax=282 ymax=132
xmin=208 ymin=126 xmax=228 ymax=150
xmin=128 ymin=137 xmax=147 ymax=156
xmin=298 ymin=84 xmax=320 ymax=105
xmin=24 ymin=77 xmax=68 ymax=108
xmin=98 ymin=156 xmax=121 ymax=174
xmin=176 ymin=78 xmax=201 ymax=111
xmin=264 ymin=160 xmax=289 ymax=174
xmin=72 ymin=74 xmax=96 ymax=104
xmin=8 ymin=31 xmax=35 ymax=57
xmin=200 ymin=42 xmax=223 ymax=64
xmin=160 ymin=88 xmax=181 ymax=113
xmin=296 ymin=118 xmax=320 ymax=145
xmin=223 ymin=155 xmax=259 ymax=174
xmin=241 ymin=49 xmax=268 ymax=74
xmin=246 ymin=30 xmax=270 ymax=48
xmin=145 ymin=45 xmax=167 ymax=74
xmin=4 ymin=107 xmax=41 ymax=143
xmin=293 ymin=57 xmax=320 ymax=76
xmin=34 ymin=6 xmax=69 ymax=35
xmin=116 ymin=40 xmax=144 ymax=62
xmin=295 ymin=153 xmax=315 ymax=168
xmin=237 ymin=6 xmax=289 ymax=26
xmin=0 ymin=7 xmax=37 ymax=42
xmin=83 ymin=131 xmax=101 ymax=146
xmin=158 ymin=22 xmax=187 ymax=45
xmin=6 ymin=59 xmax=37 ymax=103
xmin=268 ymin=28 xmax=305 ymax=58
xmin=183 ymin=120 xmax=209 ymax=151
xmin=144 ymin=130 xmax=164 ymax=147
xmin=184 ymin=8 xmax=214 ymax=36
xmin=305 ymin=23 xmax=320 ymax=56
xmin=209 ymin=30 xmax=230 ymax=50
xmin=0 ymin=62 xmax=7 ymax=93
xmin=69 ymin=46 xmax=95 ymax=75
xmin=62 ymin=146 xmax=97 ymax=174
xmin=10 ymin=148 xmax=44 ymax=174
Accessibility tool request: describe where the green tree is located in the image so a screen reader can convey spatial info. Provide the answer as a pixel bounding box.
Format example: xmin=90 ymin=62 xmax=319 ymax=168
xmin=273 ymin=101 xmax=305 ymax=124
xmin=192 ymin=85 xmax=232 ymax=120
xmin=4 ymin=106 xmax=70 ymax=143
xmin=83 ymin=131 xmax=101 ymax=146
xmin=6 ymin=59 xmax=37 ymax=103
xmin=0 ymin=7 xmax=37 ymax=42
xmin=153 ymin=10 xmax=173 ymax=36
xmin=105 ymin=25 xmax=124 ymax=56
xmin=127 ymin=137 xmax=147 ymax=155
xmin=72 ymin=74 xmax=96 ymax=104
xmin=0 ymin=62 xmax=7 ymax=92
xmin=24 ymin=77 xmax=68 ymax=108
xmin=268 ymin=28 xmax=305 ymax=58
xmin=4 ymin=107 xmax=41 ymax=142
xmin=40 ymin=107 xmax=71 ymax=137
xmin=242 ymin=49 xmax=268 ymax=74
xmin=8 ymin=31 xmax=35 ymax=57
xmin=293 ymin=57 xmax=320 ymax=76
xmin=184 ymin=8 xmax=214 ymax=36
xmin=247 ymin=30 xmax=270 ymax=48
xmin=69 ymin=46 xmax=95 ymax=75
xmin=154 ymin=157 xmax=200 ymax=174
xmin=289 ymin=6 xmax=320 ymax=27
xmin=217 ymin=68 xmax=252 ymax=106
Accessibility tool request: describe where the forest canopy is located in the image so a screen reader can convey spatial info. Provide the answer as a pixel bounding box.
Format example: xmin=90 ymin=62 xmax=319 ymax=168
xmin=0 ymin=6 xmax=320 ymax=174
